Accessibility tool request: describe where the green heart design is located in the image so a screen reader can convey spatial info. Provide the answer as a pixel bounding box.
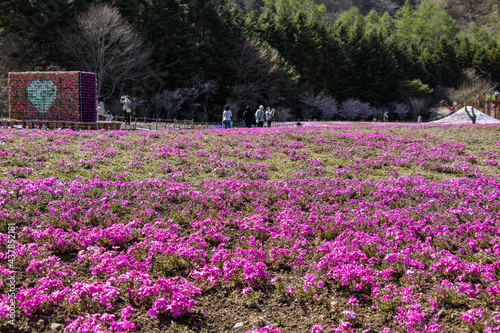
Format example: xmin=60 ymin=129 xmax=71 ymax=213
xmin=28 ymin=80 xmax=57 ymax=115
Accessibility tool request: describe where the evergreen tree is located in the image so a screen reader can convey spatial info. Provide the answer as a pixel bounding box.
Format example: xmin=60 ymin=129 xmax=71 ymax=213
xmin=338 ymin=16 xmax=373 ymax=101
xmin=380 ymin=12 xmax=396 ymax=35
xmin=189 ymin=0 xmax=239 ymax=100
xmin=243 ymin=9 xmax=260 ymax=36
xmin=394 ymin=0 xmax=415 ymax=42
xmin=272 ymin=0 xmax=327 ymax=22
xmin=394 ymin=0 xmax=459 ymax=46
xmin=288 ymin=12 xmax=323 ymax=93
xmin=256 ymin=9 xmax=281 ymax=48
xmin=364 ymin=9 xmax=381 ymax=34
xmin=391 ymin=40 xmax=429 ymax=84
xmin=113 ymin=0 xmax=145 ymax=27
xmin=0 ymin=0 xmax=78 ymax=68
xmin=313 ymin=23 xmax=349 ymax=101
xmin=421 ymin=46 xmax=440 ymax=87
xmin=336 ymin=7 xmax=365 ymax=31
xmin=486 ymin=41 xmax=500 ymax=88
xmin=273 ymin=10 xmax=296 ymax=60
xmin=469 ymin=24 xmax=491 ymax=44
xmin=363 ymin=32 xmax=403 ymax=105
xmin=412 ymin=0 xmax=459 ymax=44
xmin=474 ymin=40 xmax=500 ymax=87
xmin=456 ymin=37 xmax=475 ymax=69
xmin=433 ymin=38 xmax=461 ymax=87
xmin=226 ymin=4 xmax=247 ymax=38
xmin=140 ymin=0 xmax=198 ymax=88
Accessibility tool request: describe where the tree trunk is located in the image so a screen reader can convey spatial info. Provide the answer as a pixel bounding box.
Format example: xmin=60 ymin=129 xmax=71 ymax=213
xmin=464 ymin=94 xmax=482 ymax=124
xmin=464 ymin=106 xmax=477 ymax=124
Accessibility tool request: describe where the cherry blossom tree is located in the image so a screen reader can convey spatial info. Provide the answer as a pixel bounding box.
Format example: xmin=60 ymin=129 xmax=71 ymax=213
xmin=391 ymin=102 xmax=410 ymax=121
xmin=151 ymin=89 xmax=185 ymax=119
xmin=318 ymin=96 xmax=338 ymax=120
xmin=338 ymin=99 xmax=373 ymax=120
xmin=274 ymin=106 xmax=292 ymax=121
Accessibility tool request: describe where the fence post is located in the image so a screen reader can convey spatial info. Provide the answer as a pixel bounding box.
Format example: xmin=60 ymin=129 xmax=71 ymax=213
xmin=191 ymin=119 xmax=194 ymax=129
xmin=174 ymin=118 xmax=177 ymax=129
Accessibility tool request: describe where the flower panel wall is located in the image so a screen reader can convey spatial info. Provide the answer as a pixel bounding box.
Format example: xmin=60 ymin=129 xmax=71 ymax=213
xmin=8 ymin=71 xmax=97 ymax=122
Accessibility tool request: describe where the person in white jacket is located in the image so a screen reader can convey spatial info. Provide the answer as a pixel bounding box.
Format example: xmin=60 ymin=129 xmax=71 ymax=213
xmin=222 ymin=105 xmax=233 ymax=129
xmin=255 ymin=105 xmax=265 ymax=127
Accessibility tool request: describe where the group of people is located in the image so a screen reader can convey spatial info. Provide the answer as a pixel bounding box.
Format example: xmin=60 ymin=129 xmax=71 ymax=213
xmin=95 ymin=96 xmax=133 ymax=124
xmin=222 ymin=105 xmax=276 ymax=129
xmin=96 ymin=97 xmax=114 ymax=122
xmin=99 ymin=97 xmax=278 ymax=129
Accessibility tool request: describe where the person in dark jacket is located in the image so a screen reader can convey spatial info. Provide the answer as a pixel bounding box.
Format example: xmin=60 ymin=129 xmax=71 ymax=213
xmin=243 ymin=106 xmax=253 ymax=128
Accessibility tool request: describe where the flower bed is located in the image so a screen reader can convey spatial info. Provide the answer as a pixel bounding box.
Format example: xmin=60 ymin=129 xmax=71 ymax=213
xmin=1 ymin=124 xmax=500 ymax=332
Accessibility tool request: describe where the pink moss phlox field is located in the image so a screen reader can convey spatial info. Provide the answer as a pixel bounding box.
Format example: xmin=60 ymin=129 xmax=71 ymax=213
xmin=2 ymin=124 xmax=500 ymax=332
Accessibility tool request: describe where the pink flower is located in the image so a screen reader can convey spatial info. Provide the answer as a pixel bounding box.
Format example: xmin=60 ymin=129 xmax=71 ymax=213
xmin=342 ymin=311 xmax=356 ymax=320
xmin=120 ymin=304 xmax=136 ymax=319
xmin=461 ymin=308 xmax=483 ymax=325
xmin=311 ymin=325 xmax=324 ymax=333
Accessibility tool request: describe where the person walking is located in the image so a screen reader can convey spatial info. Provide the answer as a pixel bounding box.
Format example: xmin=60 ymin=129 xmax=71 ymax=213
xmin=255 ymin=105 xmax=265 ymax=127
xmin=222 ymin=105 xmax=233 ymax=129
xmin=243 ymin=106 xmax=253 ymax=128
xmin=121 ymin=95 xmax=132 ymax=125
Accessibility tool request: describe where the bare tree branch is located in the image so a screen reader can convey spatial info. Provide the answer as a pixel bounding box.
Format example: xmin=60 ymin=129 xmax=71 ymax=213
xmin=59 ymin=4 xmax=151 ymax=101
xmin=409 ymin=97 xmax=427 ymax=121
xmin=151 ymin=89 xmax=185 ymax=119
xmin=231 ymin=38 xmax=293 ymax=108
xmin=445 ymin=68 xmax=497 ymax=123
xmin=200 ymin=80 xmax=218 ymax=122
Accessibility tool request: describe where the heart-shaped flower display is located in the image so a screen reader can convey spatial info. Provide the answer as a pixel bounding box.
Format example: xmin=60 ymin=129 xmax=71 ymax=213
xmin=28 ymin=80 xmax=57 ymax=115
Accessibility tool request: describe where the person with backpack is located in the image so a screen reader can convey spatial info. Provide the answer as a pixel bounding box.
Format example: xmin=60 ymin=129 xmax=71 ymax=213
xmin=243 ymin=106 xmax=253 ymax=128
xmin=222 ymin=105 xmax=233 ymax=129
xmin=255 ymin=105 xmax=265 ymax=127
